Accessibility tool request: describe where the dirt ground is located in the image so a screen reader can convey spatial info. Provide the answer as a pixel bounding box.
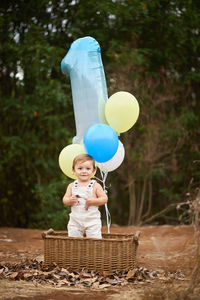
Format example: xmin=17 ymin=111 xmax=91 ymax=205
xmin=0 ymin=225 xmax=198 ymax=299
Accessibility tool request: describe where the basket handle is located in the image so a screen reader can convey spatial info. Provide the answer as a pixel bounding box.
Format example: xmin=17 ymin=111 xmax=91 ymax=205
xmin=133 ymin=231 xmax=140 ymax=267
xmin=134 ymin=231 xmax=140 ymax=245
xmin=42 ymin=228 xmax=54 ymax=239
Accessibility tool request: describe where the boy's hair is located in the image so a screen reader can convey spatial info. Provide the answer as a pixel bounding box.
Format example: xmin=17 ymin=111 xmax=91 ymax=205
xmin=72 ymin=154 xmax=96 ymax=170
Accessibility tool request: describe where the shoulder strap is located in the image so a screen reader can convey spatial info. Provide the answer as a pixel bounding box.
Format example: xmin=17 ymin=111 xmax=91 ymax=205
xmin=87 ymin=179 xmax=96 ymax=188
xmin=73 ymin=180 xmax=78 ymax=187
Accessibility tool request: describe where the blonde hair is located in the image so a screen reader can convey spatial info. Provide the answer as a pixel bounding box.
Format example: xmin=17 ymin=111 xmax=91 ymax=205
xmin=72 ymin=154 xmax=96 ymax=170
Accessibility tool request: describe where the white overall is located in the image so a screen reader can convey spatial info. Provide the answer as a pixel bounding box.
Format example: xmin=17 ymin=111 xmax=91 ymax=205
xmin=67 ymin=180 xmax=102 ymax=238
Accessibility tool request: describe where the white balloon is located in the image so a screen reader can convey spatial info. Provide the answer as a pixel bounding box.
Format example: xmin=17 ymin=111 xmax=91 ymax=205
xmin=97 ymin=140 xmax=125 ymax=172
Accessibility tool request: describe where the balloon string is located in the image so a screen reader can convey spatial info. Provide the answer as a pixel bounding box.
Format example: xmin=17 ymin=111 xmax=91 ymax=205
xmin=93 ymin=175 xmax=111 ymax=190
xmin=99 ymin=170 xmax=111 ymax=234
xmin=105 ymin=203 xmax=111 ymax=234
xmin=93 ymin=175 xmax=104 ymax=183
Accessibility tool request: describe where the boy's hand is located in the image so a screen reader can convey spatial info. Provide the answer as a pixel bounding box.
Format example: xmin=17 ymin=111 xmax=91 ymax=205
xmin=85 ymin=197 xmax=96 ymax=210
xmin=70 ymin=195 xmax=79 ymax=206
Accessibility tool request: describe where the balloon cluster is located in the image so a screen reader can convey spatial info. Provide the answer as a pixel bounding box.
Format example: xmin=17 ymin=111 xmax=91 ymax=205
xmin=59 ymin=37 xmax=139 ymax=179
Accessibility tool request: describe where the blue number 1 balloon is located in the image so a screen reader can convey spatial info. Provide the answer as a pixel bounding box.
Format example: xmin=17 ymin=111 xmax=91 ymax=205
xmin=61 ymin=36 xmax=108 ymax=144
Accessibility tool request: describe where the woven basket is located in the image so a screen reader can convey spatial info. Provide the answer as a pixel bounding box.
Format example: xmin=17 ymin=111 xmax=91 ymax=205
xmin=42 ymin=229 xmax=140 ymax=273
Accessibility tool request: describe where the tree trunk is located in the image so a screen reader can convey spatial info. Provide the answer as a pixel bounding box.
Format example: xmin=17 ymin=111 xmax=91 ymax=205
xmin=123 ymin=132 xmax=137 ymax=225
xmin=136 ymin=176 xmax=147 ymax=224
xmin=128 ymin=177 xmax=136 ymax=225
xmin=142 ymin=171 xmax=153 ymax=221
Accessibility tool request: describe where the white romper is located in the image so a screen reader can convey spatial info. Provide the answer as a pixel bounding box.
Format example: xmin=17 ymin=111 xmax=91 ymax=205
xmin=67 ymin=180 xmax=102 ymax=238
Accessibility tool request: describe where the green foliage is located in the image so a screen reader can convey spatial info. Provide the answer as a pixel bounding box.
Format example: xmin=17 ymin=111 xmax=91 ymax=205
xmin=31 ymin=179 xmax=71 ymax=230
xmin=0 ymin=0 xmax=74 ymax=227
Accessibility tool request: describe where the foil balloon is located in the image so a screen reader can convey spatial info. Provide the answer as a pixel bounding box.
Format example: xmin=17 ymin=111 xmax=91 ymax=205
xmin=61 ymin=36 xmax=108 ymax=144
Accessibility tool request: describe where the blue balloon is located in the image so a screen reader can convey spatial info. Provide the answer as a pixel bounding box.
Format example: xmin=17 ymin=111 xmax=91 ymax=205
xmin=83 ymin=124 xmax=119 ymax=163
xmin=61 ymin=36 xmax=108 ymax=144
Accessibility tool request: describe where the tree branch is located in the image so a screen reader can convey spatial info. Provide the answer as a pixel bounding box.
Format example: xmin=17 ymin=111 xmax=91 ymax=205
xmin=142 ymin=203 xmax=178 ymax=224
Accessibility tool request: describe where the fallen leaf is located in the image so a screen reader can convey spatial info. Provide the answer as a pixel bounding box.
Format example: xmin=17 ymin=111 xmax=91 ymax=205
xmin=126 ymin=269 xmax=137 ymax=280
xmin=105 ymin=277 xmax=118 ymax=284
xmin=92 ymin=281 xmax=100 ymax=288
xmin=23 ymin=272 xmax=33 ymax=280
xmin=9 ymin=272 xmax=19 ymax=280
xmin=60 ymin=267 xmax=70 ymax=274
xmin=57 ymin=279 xmax=70 ymax=287
xmin=52 ymin=274 xmax=60 ymax=280
xmin=81 ymin=272 xmax=92 ymax=278
xmin=98 ymin=283 xmax=111 ymax=289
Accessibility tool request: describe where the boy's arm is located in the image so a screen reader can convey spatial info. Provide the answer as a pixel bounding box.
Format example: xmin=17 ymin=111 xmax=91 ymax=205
xmin=63 ymin=183 xmax=78 ymax=206
xmin=85 ymin=182 xmax=108 ymax=208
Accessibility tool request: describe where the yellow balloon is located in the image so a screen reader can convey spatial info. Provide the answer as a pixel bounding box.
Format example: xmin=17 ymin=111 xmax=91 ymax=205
xmin=58 ymin=144 xmax=86 ymax=179
xmin=105 ymin=91 xmax=140 ymax=133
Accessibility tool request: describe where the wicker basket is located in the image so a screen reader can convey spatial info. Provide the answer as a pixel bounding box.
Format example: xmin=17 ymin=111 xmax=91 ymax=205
xmin=42 ymin=229 xmax=140 ymax=273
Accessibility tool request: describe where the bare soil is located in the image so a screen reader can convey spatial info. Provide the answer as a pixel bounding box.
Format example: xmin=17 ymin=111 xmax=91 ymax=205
xmin=0 ymin=225 xmax=198 ymax=299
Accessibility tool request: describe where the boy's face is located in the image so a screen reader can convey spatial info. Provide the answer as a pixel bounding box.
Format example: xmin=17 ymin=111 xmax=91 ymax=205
xmin=73 ymin=160 xmax=95 ymax=182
